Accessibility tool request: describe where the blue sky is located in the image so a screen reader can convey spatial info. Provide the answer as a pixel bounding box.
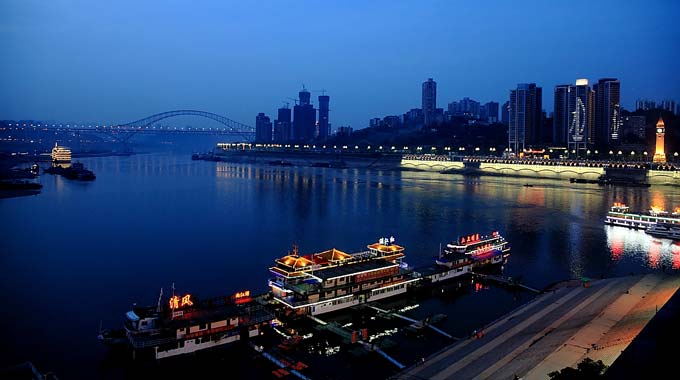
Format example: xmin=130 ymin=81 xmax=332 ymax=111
xmin=1 ymin=0 xmax=679 ymax=129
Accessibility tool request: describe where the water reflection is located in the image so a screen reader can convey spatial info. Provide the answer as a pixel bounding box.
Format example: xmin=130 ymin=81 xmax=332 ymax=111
xmin=605 ymin=225 xmax=679 ymax=271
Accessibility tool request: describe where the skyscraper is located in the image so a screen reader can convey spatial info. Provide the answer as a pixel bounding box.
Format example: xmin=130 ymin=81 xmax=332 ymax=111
xmin=484 ymin=101 xmax=499 ymax=123
xmin=273 ymin=105 xmax=291 ymax=142
xmin=567 ymin=79 xmax=594 ymax=155
xmin=255 ymin=112 xmax=273 ymax=143
xmin=593 ymin=78 xmax=621 ymax=147
xmin=501 ymin=101 xmax=509 ymax=125
xmin=318 ymin=95 xmax=330 ymax=140
xmin=293 ymin=88 xmax=316 ymax=141
xmin=422 ymin=78 xmax=437 ymax=127
xmin=553 ymin=85 xmax=570 ymax=145
xmin=508 ymin=83 xmax=542 ymax=153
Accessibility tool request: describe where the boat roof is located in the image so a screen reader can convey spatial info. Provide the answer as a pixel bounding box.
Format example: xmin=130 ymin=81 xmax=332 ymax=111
xmin=367 ymin=242 xmax=404 ymax=253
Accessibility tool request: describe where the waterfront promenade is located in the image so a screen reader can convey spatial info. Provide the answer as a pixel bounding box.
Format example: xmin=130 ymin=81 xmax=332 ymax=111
xmin=399 ymin=273 xmax=680 ymax=380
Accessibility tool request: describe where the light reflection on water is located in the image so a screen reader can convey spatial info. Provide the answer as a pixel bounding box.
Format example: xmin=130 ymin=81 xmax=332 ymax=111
xmin=4 ymin=153 xmax=680 ymax=379
xmin=606 ymin=225 xmax=680 ymax=271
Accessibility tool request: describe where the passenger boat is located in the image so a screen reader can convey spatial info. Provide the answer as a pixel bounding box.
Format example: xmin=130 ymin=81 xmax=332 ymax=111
xmin=604 ymin=202 xmax=680 ymax=230
xmin=645 ymin=222 xmax=680 ymax=241
xmin=268 ymin=238 xmax=420 ymax=316
xmin=435 ymin=231 xmax=510 ymax=269
xmin=51 ymin=143 xmax=71 ymax=163
xmin=110 ymin=288 xmax=274 ymax=360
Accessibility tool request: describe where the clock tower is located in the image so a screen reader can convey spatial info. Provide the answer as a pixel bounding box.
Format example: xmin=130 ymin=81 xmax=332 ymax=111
xmin=653 ymin=117 xmax=666 ymax=163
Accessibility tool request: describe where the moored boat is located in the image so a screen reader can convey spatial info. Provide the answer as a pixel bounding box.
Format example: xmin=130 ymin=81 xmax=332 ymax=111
xmin=268 ymin=238 xmax=419 ymax=316
xmin=105 ymin=288 xmax=274 ymax=360
xmin=645 ymin=222 xmax=680 ymax=241
xmin=436 ymin=231 xmax=510 ymax=269
xmin=51 ymin=143 xmax=71 ymax=163
xmin=604 ymin=202 xmax=680 ymax=230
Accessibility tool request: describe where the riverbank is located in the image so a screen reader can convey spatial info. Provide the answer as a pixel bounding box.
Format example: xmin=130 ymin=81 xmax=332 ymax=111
xmin=399 ymin=273 xmax=680 ymax=380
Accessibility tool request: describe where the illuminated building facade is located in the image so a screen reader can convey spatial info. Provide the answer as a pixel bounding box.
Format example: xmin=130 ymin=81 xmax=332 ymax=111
xmin=567 ymin=79 xmax=594 ymax=156
xmin=594 ymin=78 xmax=621 ymax=146
xmin=509 ymin=83 xmax=542 ymax=153
xmin=653 ymin=117 xmax=666 ymax=163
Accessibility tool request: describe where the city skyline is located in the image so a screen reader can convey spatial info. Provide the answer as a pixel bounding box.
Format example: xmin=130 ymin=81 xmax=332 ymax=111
xmin=1 ymin=0 xmax=679 ymax=129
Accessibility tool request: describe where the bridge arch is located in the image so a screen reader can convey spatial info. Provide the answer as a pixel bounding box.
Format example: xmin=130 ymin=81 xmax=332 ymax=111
xmin=120 ymin=110 xmax=254 ymax=132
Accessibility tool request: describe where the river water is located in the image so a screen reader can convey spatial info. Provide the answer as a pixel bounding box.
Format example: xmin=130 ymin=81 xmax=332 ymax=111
xmin=1 ymin=152 xmax=679 ymax=378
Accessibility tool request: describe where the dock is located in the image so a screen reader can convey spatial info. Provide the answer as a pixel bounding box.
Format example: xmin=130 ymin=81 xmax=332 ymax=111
xmin=473 ymin=272 xmax=542 ymax=293
xmin=397 ymin=273 xmax=680 ymax=380
xmin=366 ymin=305 xmax=456 ymax=340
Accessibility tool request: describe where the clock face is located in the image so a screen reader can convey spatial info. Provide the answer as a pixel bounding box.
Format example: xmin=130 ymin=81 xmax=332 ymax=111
xmin=658 ymin=128 xmax=663 ymax=133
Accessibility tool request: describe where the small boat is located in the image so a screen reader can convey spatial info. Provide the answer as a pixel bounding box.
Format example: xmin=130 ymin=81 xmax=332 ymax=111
xmin=268 ymin=160 xmax=293 ymax=166
xmin=645 ymin=222 xmax=680 ymax=241
xmin=523 ymin=183 xmax=533 ymax=187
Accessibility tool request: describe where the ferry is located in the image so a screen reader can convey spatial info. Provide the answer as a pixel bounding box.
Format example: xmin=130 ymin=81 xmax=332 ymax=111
xmin=268 ymin=238 xmax=420 ymax=316
xmin=604 ymin=202 xmax=680 ymax=230
xmin=645 ymin=222 xmax=680 ymax=241
xmin=51 ymin=143 xmax=71 ymax=163
xmin=111 ymin=289 xmax=274 ymax=360
xmin=436 ymin=231 xmax=510 ymax=269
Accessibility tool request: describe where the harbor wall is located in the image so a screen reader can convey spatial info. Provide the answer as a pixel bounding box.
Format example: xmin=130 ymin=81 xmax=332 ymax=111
xmin=400 ymin=159 xmax=605 ymax=180
xmin=647 ymin=170 xmax=680 ymax=186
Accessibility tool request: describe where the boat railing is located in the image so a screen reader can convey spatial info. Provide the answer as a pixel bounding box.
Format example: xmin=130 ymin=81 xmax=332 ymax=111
xmin=128 ymin=335 xmax=177 ymax=349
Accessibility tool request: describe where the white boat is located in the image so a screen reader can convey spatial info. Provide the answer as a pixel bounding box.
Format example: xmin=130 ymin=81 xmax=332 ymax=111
xmin=645 ymin=223 xmax=680 ymax=241
xmin=51 ymin=143 xmax=72 ymax=163
xmin=269 ymin=238 xmax=420 ymax=316
xmin=436 ymin=231 xmax=510 ymax=268
xmin=604 ymin=202 xmax=680 ymax=230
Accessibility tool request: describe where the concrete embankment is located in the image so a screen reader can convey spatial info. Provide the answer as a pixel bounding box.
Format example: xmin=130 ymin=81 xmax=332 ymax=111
xmin=398 ymin=273 xmax=680 ymax=380
xmin=401 ymin=159 xmax=605 ymax=180
xmin=211 ymin=151 xmax=403 ymax=170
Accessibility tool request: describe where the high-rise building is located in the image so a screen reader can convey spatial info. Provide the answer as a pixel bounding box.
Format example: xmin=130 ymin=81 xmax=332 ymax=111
xmin=661 ymin=100 xmax=676 ymax=113
xmin=508 ymin=83 xmax=542 ymax=153
xmin=593 ymin=78 xmax=621 ymax=147
xmin=484 ymin=101 xmax=499 ymax=123
xmin=422 ymin=78 xmax=437 ymax=127
xmin=622 ymin=115 xmax=646 ymax=140
xmin=501 ymin=101 xmax=509 ymax=125
xmin=293 ymin=88 xmax=316 ymax=141
xmin=635 ymin=98 xmax=656 ymax=111
xmin=567 ymin=79 xmax=594 ymax=155
xmin=273 ymin=106 xmax=291 ymax=142
xmin=317 ymin=95 xmax=330 ymax=140
xmin=447 ymin=97 xmax=481 ymax=119
xmin=255 ymin=113 xmax=273 ymax=143
xmin=553 ymin=85 xmax=570 ymax=145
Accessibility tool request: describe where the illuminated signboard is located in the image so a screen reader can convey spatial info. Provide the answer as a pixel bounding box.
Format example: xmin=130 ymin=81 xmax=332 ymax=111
xmin=169 ymin=294 xmax=193 ymax=310
xmin=232 ymin=290 xmax=251 ymax=304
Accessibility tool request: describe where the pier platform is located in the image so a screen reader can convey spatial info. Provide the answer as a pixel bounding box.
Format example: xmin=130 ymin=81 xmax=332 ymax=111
xmin=398 ymin=273 xmax=680 ymax=380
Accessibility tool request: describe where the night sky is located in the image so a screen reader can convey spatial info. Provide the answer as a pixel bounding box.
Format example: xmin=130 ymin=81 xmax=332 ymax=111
xmin=1 ymin=0 xmax=679 ymax=128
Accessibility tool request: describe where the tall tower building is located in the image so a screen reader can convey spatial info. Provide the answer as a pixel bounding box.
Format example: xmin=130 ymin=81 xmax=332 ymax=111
xmin=422 ymin=78 xmax=437 ymax=127
xmin=273 ymin=106 xmax=291 ymax=142
xmin=553 ymin=85 xmax=570 ymax=144
xmin=293 ymin=87 xmax=316 ymax=141
xmin=593 ymin=78 xmax=621 ymax=147
xmin=653 ymin=117 xmax=666 ymax=163
xmin=501 ymin=101 xmax=509 ymax=125
xmin=567 ymin=79 xmax=594 ymax=155
xmin=318 ymin=94 xmax=330 ymax=140
xmin=508 ymin=83 xmax=542 ymax=153
xmin=255 ymin=113 xmax=273 ymax=143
